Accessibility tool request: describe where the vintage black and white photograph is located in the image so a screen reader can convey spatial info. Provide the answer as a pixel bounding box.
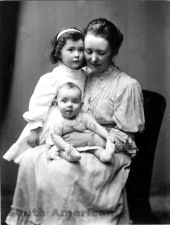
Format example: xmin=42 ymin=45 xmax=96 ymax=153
xmin=1 ymin=1 xmax=170 ymax=224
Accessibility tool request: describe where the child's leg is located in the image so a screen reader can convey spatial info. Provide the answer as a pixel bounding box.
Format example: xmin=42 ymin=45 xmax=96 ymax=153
xmin=57 ymin=146 xmax=81 ymax=162
xmin=59 ymin=149 xmax=81 ymax=162
xmin=99 ymin=140 xmax=115 ymax=163
xmin=65 ymin=145 xmax=81 ymax=162
xmin=48 ymin=145 xmax=60 ymax=160
xmin=93 ymin=147 xmax=105 ymax=159
xmin=88 ymin=133 xmax=115 ymax=163
xmin=87 ymin=133 xmax=106 ymax=161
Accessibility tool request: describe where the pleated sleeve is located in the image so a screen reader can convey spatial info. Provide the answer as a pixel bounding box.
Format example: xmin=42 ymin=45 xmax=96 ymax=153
xmin=112 ymin=79 xmax=145 ymax=133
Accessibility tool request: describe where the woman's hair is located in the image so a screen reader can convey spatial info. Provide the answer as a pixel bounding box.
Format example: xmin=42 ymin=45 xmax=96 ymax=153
xmin=84 ymin=18 xmax=123 ymax=57
xmin=50 ymin=28 xmax=84 ymax=64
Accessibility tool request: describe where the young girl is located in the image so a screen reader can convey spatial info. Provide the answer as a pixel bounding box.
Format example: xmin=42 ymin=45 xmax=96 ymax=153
xmin=3 ymin=27 xmax=90 ymax=163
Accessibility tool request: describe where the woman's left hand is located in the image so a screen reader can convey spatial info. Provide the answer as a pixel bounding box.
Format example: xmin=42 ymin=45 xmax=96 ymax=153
xmin=63 ymin=132 xmax=91 ymax=147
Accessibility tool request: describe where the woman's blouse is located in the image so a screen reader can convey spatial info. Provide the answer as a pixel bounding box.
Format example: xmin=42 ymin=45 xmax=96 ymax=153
xmin=23 ymin=63 xmax=87 ymax=131
xmin=83 ymin=65 xmax=145 ymax=133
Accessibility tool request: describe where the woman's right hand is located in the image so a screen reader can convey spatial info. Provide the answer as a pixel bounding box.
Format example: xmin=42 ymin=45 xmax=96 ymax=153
xmin=27 ymin=130 xmax=39 ymax=147
xmin=63 ymin=132 xmax=91 ymax=147
xmin=63 ymin=131 xmax=106 ymax=148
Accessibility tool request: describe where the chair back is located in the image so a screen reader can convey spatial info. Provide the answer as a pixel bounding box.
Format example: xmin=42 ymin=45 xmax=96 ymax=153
xmin=127 ymin=90 xmax=166 ymax=223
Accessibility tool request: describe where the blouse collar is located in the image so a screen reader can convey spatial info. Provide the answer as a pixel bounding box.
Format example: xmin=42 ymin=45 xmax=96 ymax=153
xmin=92 ymin=64 xmax=120 ymax=80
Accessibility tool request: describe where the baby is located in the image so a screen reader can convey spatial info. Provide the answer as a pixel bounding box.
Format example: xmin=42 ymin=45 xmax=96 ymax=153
xmin=46 ymin=82 xmax=115 ymax=162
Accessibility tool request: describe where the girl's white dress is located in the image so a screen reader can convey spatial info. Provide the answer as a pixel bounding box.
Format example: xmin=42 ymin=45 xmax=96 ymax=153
xmin=5 ymin=65 xmax=145 ymax=225
xmin=3 ymin=63 xmax=87 ymax=163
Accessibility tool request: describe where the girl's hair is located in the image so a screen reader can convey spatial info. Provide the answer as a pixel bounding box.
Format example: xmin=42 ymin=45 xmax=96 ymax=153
xmin=50 ymin=28 xmax=84 ymax=64
xmin=84 ymin=18 xmax=123 ymax=57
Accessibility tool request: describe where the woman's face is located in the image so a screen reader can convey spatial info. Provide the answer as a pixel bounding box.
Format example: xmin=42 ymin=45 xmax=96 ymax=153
xmin=84 ymin=33 xmax=113 ymax=74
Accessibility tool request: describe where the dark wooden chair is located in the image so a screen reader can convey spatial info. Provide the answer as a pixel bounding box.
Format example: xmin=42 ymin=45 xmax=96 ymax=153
xmin=127 ymin=90 xmax=166 ymax=224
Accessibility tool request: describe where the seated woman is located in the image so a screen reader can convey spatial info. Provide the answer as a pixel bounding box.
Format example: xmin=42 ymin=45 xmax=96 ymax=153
xmin=5 ymin=18 xmax=145 ymax=225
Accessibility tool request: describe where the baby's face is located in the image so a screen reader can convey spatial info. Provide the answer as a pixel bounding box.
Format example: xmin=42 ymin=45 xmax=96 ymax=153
xmin=57 ymin=87 xmax=82 ymax=119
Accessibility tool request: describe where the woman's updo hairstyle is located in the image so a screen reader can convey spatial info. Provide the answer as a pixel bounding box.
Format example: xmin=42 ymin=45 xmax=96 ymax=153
xmin=84 ymin=18 xmax=123 ymax=57
xmin=50 ymin=28 xmax=84 ymax=64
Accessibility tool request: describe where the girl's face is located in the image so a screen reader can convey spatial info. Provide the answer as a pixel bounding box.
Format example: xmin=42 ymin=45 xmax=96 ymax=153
xmin=61 ymin=39 xmax=84 ymax=69
xmin=84 ymin=33 xmax=113 ymax=74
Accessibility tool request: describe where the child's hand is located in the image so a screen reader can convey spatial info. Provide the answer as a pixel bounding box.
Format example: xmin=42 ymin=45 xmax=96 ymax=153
xmin=27 ymin=130 xmax=39 ymax=147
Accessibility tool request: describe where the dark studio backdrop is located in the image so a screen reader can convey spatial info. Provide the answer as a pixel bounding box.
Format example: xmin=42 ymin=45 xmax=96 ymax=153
xmin=1 ymin=0 xmax=170 ymax=211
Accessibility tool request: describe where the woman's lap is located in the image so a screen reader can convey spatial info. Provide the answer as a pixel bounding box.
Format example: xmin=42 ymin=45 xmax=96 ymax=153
xmin=6 ymin=144 xmax=131 ymax=225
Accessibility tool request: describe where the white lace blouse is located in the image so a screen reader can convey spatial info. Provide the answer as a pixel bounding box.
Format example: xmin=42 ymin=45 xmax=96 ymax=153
xmin=83 ymin=65 xmax=145 ymax=133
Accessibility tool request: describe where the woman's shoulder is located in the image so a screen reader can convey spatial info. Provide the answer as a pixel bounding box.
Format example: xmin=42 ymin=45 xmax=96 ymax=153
xmin=116 ymin=68 xmax=137 ymax=83
xmin=116 ymin=68 xmax=141 ymax=90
